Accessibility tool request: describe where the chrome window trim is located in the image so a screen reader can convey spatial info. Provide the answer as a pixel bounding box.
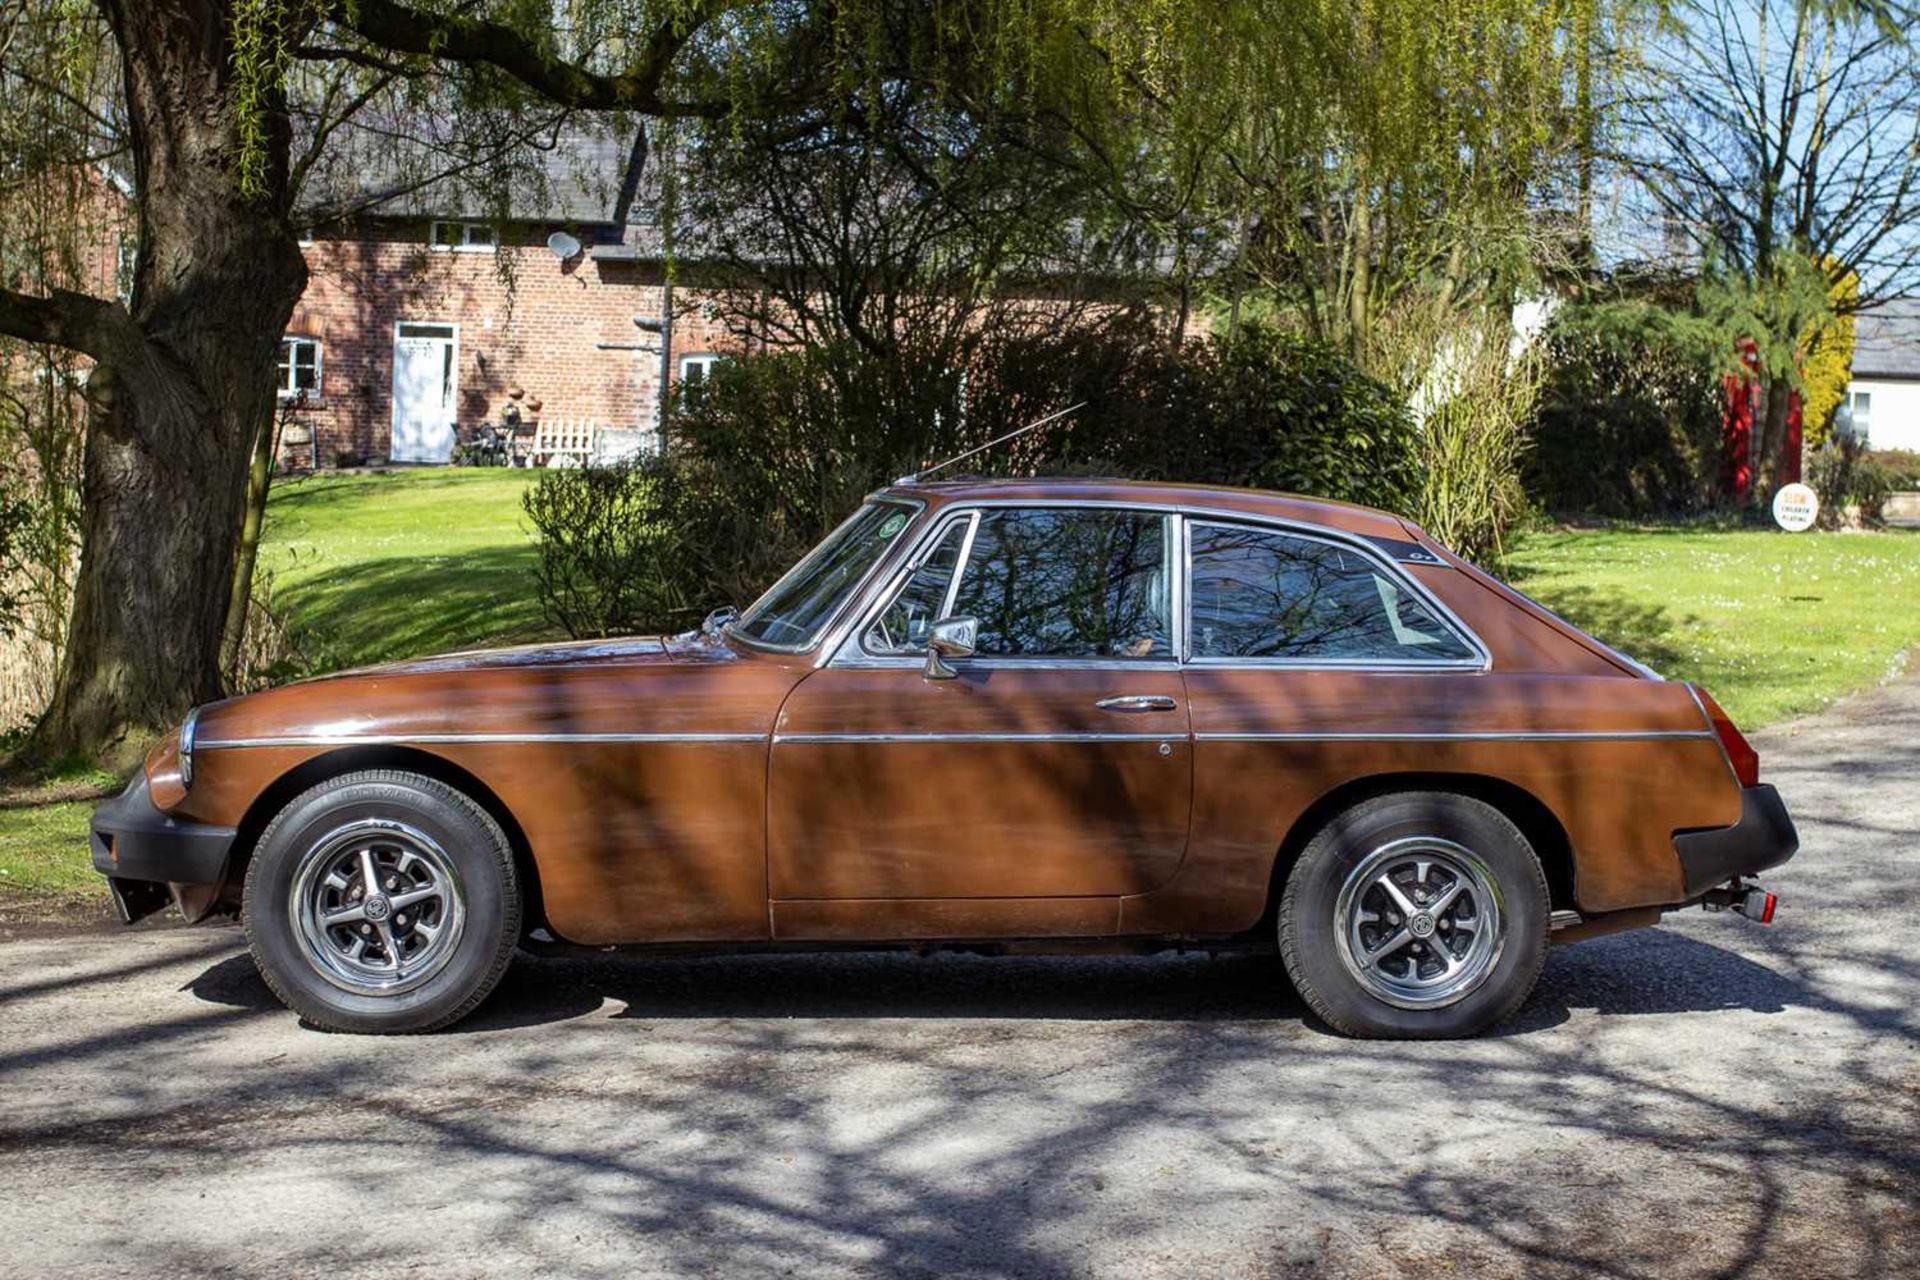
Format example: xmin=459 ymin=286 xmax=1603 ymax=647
xmin=198 ymin=732 xmax=766 ymax=749
xmin=729 ymin=496 xmax=927 ymax=655
xmin=815 ymin=494 xmax=1493 ymax=673
xmin=1181 ymin=514 xmax=1491 ymax=671
xmin=1193 ymin=729 xmax=1713 ymax=743
xmin=830 ymin=654 xmax=1185 ymax=673
xmin=941 ymin=511 xmax=982 ymax=620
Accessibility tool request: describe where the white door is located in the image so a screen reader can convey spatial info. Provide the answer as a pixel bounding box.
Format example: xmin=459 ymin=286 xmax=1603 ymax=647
xmin=390 ymin=322 xmax=458 ymax=463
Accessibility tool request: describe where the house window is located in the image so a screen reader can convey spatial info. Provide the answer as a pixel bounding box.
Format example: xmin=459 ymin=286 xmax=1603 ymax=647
xmin=430 ymin=221 xmax=497 ymax=253
xmin=680 ymin=353 xmax=724 ymax=387
xmin=277 ymin=336 xmax=322 ymax=399
xmin=1851 ymin=390 xmax=1873 ymax=440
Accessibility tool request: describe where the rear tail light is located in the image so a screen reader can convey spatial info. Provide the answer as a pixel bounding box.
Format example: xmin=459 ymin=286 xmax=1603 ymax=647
xmin=1692 ymin=685 xmax=1759 ymax=787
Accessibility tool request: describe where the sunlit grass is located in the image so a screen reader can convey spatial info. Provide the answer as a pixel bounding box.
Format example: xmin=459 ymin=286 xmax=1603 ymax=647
xmin=0 ymin=800 xmax=101 ymax=918
xmin=1503 ymin=523 xmax=1920 ymax=727
xmin=257 ymin=469 xmax=549 ymax=671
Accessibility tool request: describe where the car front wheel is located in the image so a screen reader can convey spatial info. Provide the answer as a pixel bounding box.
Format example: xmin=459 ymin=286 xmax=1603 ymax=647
xmin=243 ymin=770 xmax=522 ymax=1033
xmin=1279 ymin=791 xmax=1549 ymax=1039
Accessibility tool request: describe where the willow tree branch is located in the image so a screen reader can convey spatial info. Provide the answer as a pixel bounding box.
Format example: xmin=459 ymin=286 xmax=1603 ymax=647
xmin=0 ymin=286 xmax=130 ymax=361
xmin=325 ymin=0 xmax=738 ymax=116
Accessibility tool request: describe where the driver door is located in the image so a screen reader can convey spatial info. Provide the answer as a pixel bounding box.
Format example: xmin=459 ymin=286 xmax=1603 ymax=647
xmin=767 ymin=505 xmax=1192 ymax=939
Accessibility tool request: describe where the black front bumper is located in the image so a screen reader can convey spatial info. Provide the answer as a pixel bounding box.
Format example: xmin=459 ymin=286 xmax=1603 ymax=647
xmin=90 ymin=775 xmax=237 ymax=923
xmin=1673 ymin=783 xmax=1799 ymax=898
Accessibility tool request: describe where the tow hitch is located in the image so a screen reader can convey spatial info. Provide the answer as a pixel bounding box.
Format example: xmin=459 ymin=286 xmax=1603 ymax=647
xmin=1703 ymin=879 xmax=1777 ymax=924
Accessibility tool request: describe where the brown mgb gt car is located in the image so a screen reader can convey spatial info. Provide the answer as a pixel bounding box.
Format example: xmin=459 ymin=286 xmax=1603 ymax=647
xmin=92 ymin=478 xmax=1797 ymax=1037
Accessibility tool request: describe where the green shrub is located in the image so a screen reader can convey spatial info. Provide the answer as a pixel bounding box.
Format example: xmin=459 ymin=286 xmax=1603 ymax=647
xmin=1527 ymin=317 xmax=1725 ymax=516
xmin=1808 ymin=435 xmax=1896 ymax=526
xmin=526 ymin=316 xmax=1424 ymax=633
xmin=521 ymin=461 xmax=675 ymax=638
xmin=1866 ymin=449 xmax=1920 ymax=491
xmin=971 ymin=315 xmax=1422 ymax=512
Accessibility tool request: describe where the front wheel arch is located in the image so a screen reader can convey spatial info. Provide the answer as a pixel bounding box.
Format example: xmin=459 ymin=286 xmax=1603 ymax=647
xmin=220 ymin=745 xmax=546 ymax=936
xmin=1259 ymin=772 xmax=1576 ymax=929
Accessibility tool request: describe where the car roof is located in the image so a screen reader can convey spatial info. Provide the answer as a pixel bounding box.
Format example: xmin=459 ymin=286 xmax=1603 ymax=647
xmin=879 ymin=476 xmax=1418 ymax=542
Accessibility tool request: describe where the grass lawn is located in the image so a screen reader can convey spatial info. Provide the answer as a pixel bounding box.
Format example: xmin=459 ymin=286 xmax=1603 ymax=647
xmin=257 ymin=469 xmax=547 ymax=672
xmin=1504 ymin=523 xmax=1920 ymax=728
xmin=6 ymin=470 xmax=1918 ymax=922
xmin=0 ymin=796 xmax=112 ymax=922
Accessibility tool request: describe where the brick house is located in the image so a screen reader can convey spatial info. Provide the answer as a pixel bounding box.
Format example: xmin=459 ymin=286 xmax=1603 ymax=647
xmin=282 ymin=132 xmax=743 ymax=466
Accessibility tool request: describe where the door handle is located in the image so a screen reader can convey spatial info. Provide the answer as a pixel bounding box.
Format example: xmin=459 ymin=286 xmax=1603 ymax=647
xmin=1095 ymin=694 xmax=1178 ymax=713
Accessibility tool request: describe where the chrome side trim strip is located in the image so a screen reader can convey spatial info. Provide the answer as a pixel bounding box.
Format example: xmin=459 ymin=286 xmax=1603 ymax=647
xmin=773 ymin=731 xmax=1175 ymax=745
xmin=199 ymin=732 xmax=767 ymax=748
xmin=1193 ymin=729 xmax=1714 ymax=743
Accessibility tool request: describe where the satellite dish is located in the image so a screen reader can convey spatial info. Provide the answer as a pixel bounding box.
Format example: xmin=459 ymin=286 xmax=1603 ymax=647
xmin=547 ymin=230 xmax=582 ymax=262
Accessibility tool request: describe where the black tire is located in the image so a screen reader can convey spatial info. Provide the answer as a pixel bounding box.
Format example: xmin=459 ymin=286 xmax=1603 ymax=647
xmin=243 ymin=770 xmax=522 ymax=1033
xmin=1279 ymin=791 xmax=1549 ymax=1039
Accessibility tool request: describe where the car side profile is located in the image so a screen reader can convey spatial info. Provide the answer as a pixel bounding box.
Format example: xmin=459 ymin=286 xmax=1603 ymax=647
xmin=91 ymin=478 xmax=1798 ymax=1037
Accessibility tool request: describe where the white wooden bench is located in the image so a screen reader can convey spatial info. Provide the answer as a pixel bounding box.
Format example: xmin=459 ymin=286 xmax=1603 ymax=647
xmin=512 ymin=416 xmax=658 ymax=467
xmin=521 ymin=416 xmax=598 ymax=467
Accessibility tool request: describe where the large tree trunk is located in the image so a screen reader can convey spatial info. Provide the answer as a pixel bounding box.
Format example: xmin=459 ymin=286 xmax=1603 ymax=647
xmin=1754 ymin=372 xmax=1796 ymax=502
xmin=26 ymin=0 xmax=305 ymax=767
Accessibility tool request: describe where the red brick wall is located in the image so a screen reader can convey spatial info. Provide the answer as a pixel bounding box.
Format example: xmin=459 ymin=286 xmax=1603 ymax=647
xmin=283 ymin=223 xmax=743 ymax=464
xmin=282 ymin=220 xmax=1201 ymax=466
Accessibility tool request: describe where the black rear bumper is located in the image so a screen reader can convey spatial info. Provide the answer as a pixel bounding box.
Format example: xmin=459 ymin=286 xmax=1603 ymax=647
xmin=1673 ymin=784 xmax=1798 ymax=898
xmin=90 ymin=775 xmax=237 ymax=923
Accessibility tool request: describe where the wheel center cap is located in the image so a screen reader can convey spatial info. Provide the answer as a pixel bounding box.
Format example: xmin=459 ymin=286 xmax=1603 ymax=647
xmin=1408 ymin=912 xmax=1435 ymax=938
xmin=363 ymin=894 xmax=392 ymax=922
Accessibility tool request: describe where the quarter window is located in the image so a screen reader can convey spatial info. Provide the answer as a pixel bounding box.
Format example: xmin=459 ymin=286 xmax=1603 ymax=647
xmin=1188 ymin=522 xmax=1474 ymax=662
xmin=865 ymin=517 xmax=971 ymax=654
xmin=946 ymin=508 xmax=1173 ymax=659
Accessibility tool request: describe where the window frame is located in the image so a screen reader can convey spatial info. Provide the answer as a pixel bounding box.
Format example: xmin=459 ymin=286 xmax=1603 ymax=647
xmin=827 ymin=498 xmax=1489 ymax=673
xmin=1182 ymin=517 xmax=1486 ymax=671
xmin=849 ymin=504 xmax=1181 ymax=667
xmin=276 ymin=335 xmax=323 ymax=400
xmin=679 ymin=352 xmax=724 ymax=384
xmin=857 ymin=510 xmax=980 ymax=658
xmin=429 ymin=220 xmax=498 ymax=253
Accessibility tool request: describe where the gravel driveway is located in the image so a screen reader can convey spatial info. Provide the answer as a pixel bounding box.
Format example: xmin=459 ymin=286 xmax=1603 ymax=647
xmin=3 ymin=679 xmax=1916 ymax=1280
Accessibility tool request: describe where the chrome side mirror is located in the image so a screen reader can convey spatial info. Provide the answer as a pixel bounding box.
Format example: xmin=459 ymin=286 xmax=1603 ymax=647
xmin=924 ymin=616 xmax=978 ymax=680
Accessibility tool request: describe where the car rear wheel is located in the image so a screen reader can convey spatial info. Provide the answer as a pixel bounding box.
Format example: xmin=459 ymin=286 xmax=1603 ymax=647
xmin=243 ymin=770 xmax=521 ymax=1033
xmin=1279 ymin=791 xmax=1548 ymax=1039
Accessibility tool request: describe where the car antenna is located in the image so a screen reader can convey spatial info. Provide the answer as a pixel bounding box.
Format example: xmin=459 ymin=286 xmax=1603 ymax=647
xmin=894 ymin=401 xmax=1086 ymax=485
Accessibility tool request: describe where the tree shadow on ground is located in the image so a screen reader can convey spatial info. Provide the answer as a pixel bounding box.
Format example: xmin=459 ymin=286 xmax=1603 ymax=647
xmin=0 ymin=922 xmax=1901 ymax=1280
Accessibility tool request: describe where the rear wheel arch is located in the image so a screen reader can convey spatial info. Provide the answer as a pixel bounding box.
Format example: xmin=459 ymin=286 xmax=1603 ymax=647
xmin=1261 ymin=772 xmax=1575 ymax=925
xmin=220 ymin=746 xmax=546 ymax=935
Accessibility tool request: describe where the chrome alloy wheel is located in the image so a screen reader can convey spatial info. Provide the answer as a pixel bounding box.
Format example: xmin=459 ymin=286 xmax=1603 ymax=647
xmin=289 ymin=819 xmax=467 ymax=997
xmin=1332 ymin=836 xmax=1507 ymax=1010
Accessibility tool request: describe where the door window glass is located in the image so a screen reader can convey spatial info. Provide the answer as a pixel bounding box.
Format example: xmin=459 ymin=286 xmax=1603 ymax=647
xmin=948 ymin=508 xmax=1172 ymax=659
xmin=1188 ymin=522 xmax=1475 ymax=661
xmin=865 ymin=518 xmax=970 ymax=654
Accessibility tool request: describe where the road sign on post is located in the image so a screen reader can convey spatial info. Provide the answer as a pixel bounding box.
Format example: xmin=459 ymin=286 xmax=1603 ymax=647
xmin=1772 ymin=483 xmax=1819 ymax=532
